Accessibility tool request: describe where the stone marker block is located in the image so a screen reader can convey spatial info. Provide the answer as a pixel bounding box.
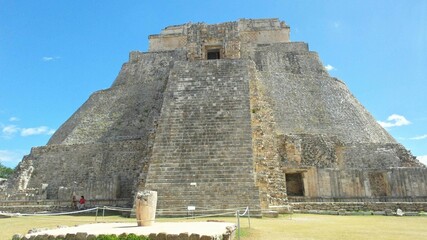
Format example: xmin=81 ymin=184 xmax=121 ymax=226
xmin=64 ymin=233 xmax=76 ymax=239
xmin=86 ymin=235 xmax=96 ymax=240
xmin=156 ymin=232 xmax=167 ymax=240
xmin=189 ymin=233 xmax=200 ymax=240
xmin=178 ymin=232 xmax=190 ymax=240
xmin=167 ymin=234 xmax=179 ymax=240
xmin=148 ymin=233 xmax=157 ymax=240
xmin=34 ymin=235 xmax=49 ymax=240
xmin=338 ymin=209 xmax=346 ymax=215
xmin=384 ymin=209 xmax=394 ymax=216
xmin=200 ymin=235 xmax=213 ymax=240
xmin=135 ymin=190 xmax=157 ymax=226
xmin=75 ymin=232 xmax=87 ymax=240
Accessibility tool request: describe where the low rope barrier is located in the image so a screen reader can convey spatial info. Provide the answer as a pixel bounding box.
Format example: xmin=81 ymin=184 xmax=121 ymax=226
xmin=19 ymin=207 xmax=98 ymax=216
xmin=238 ymin=206 xmax=249 ymax=216
xmin=5 ymin=205 xmax=250 ymax=217
xmin=103 ymin=206 xmax=133 ymax=212
xmin=181 ymin=211 xmax=236 ymax=219
xmin=154 ymin=206 xmax=250 ymax=213
xmin=5 ymin=204 xmax=254 ymax=238
xmin=5 ymin=204 xmax=255 ymax=231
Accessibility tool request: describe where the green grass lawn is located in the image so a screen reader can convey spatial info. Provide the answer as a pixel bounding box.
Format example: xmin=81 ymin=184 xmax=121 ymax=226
xmin=1 ymin=213 xmax=427 ymax=240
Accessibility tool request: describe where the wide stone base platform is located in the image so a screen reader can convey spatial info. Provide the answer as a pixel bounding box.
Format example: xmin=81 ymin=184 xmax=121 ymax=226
xmin=22 ymin=222 xmax=236 ymax=240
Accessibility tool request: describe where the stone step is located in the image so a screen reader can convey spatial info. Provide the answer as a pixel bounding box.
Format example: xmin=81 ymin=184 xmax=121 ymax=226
xmin=145 ymin=59 xmax=260 ymax=210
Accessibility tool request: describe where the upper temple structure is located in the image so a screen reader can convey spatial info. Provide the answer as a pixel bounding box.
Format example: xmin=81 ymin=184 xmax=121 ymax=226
xmin=1 ymin=18 xmax=426 ymax=214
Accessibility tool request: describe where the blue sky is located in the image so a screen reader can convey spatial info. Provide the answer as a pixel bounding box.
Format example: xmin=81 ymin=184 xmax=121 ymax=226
xmin=0 ymin=0 xmax=426 ymax=168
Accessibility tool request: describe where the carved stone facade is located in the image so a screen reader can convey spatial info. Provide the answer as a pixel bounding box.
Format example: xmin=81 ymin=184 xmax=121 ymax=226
xmin=149 ymin=19 xmax=289 ymax=60
xmin=1 ymin=18 xmax=426 ymax=213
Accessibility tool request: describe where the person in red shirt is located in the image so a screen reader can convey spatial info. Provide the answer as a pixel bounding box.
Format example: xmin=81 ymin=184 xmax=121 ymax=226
xmin=78 ymin=196 xmax=86 ymax=210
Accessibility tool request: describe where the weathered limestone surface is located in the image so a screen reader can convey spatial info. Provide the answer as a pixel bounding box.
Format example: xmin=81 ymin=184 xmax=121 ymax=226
xmin=253 ymin=43 xmax=395 ymax=144
xmin=2 ymin=18 xmax=426 ymax=212
xmin=290 ymin=202 xmax=427 ymax=212
xmin=144 ymin=60 xmax=260 ymax=211
xmin=5 ymin=50 xmax=186 ymax=202
xmin=48 ymin=50 xmax=186 ymax=145
xmin=135 ymin=190 xmax=157 ymax=226
xmin=298 ymin=167 xmax=427 ymax=198
xmin=6 ymin=140 xmax=144 ymax=200
xmin=250 ymin=66 xmax=287 ymax=208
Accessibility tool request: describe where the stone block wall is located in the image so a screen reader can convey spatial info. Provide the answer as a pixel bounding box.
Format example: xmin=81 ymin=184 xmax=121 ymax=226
xmin=3 ymin=19 xmax=426 ymax=213
xmin=253 ymin=42 xmax=396 ymax=144
xmin=388 ymin=168 xmax=427 ymax=197
xmin=7 ymin=140 xmax=148 ymax=201
xmin=145 ymin=59 xmax=260 ymax=211
xmin=149 ymin=18 xmax=289 ymax=61
xmin=300 ymin=167 xmax=427 ymax=198
xmin=4 ymin=50 xmax=188 ymax=202
xmin=278 ymin=134 xmax=422 ymax=169
xmin=290 ymin=202 xmax=427 ymax=212
xmin=49 ymin=50 xmax=186 ymax=145
xmin=15 ymin=230 xmax=235 ymax=240
xmin=249 ymin=65 xmax=287 ymax=208
xmin=342 ymin=143 xmax=422 ymax=168
xmin=278 ymin=134 xmax=340 ymax=169
xmin=57 ymin=176 xmax=119 ymax=200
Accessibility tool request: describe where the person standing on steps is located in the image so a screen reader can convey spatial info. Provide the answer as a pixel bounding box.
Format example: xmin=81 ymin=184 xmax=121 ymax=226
xmin=78 ymin=196 xmax=86 ymax=210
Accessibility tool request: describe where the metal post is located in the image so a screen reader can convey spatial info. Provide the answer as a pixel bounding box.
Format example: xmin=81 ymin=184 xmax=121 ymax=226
xmin=102 ymin=206 xmax=105 ymax=218
xmin=95 ymin=207 xmax=99 ymax=222
xmin=247 ymin=207 xmax=251 ymax=228
xmin=236 ymin=210 xmax=240 ymax=240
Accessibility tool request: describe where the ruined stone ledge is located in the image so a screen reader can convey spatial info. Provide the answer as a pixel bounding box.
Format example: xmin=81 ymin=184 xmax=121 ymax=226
xmin=17 ymin=222 xmax=236 ymax=240
xmin=289 ymin=201 xmax=427 ymax=213
xmin=14 ymin=232 xmax=233 ymax=240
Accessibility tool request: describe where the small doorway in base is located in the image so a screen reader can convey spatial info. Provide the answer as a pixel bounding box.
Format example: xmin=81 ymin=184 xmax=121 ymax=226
xmin=207 ymin=49 xmax=221 ymax=59
xmin=368 ymin=172 xmax=389 ymax=197
xmin=286 ymin=173 xmax=305 ymax=196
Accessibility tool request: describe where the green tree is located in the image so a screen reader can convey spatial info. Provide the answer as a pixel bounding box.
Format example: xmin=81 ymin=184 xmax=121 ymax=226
xmin=0 ymin=162 xmax=14 ymax=179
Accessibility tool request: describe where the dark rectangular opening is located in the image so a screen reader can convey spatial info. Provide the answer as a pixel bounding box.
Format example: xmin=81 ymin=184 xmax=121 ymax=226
xmin=286 ymin=173 xmax=304 ymax=196
xmin=368 ymin=172 xmax=389 ymax=197
xmin=207 ymin=49 xmax=220 ymax=59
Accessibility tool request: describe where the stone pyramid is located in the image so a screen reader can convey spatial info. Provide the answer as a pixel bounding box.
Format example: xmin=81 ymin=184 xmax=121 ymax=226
xmin=3 ymin=19 xmax=425 ymax=213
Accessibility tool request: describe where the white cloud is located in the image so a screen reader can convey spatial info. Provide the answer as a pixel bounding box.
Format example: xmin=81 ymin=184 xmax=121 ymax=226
xmin=9 ymin=117 xmax=19 ymax=122
xmin=0 ymin=150 xmax=25 ymax=165
xmin=378 ymin=114 xmax=411 ymax=128
xmin=2 ymin=125 xmax=19 ymax=136
xmin=410 ymin=134 xmax=427 ymax=140
xmin=417 ymin=155 xmax=427 ymax=166
xmin=42 ymin=56 xmax=60 ymax=62
xmin=2 ymin=124 xmax=55 ymax=138
xmin=42 ymin=57 xmax=54 ymax=61
xmin=20 ymin=126 xmax=55 ymax=136
xmin=324 ymin=64 xmax=335 ymax=71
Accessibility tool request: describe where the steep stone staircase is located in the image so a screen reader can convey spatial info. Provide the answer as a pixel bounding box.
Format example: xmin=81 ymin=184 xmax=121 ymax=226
xmin=144 ymin=59 xmax=260 ymax=214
